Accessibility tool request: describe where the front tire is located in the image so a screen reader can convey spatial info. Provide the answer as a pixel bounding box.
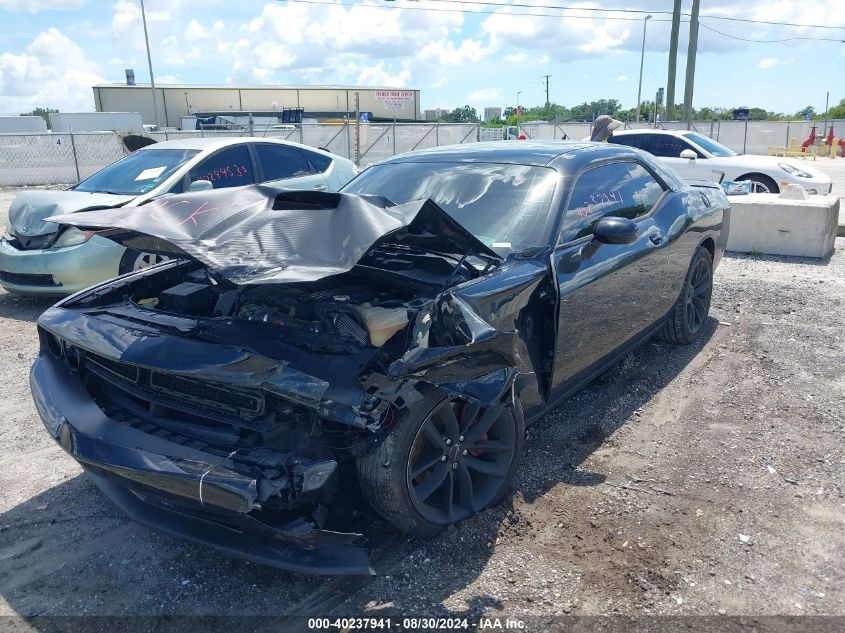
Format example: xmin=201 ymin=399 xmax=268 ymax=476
xmin=657 ymin=245 xmax=713 ymax=345
xmin=118 ymin=249 xmax=169 ymax=275
xmin=357 ymin=391 xmax=524 ymax=538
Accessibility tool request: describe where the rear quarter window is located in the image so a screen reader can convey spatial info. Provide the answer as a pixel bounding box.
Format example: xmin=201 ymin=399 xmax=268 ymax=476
xmin=304 ymin=150 xmax=333 ymax=173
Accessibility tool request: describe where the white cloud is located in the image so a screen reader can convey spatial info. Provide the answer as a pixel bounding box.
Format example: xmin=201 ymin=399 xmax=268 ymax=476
xmin=185 ymin=19 xmax=207 ymax=41
xmin=0 ymin=28 xmax=103 ymax=112
xmin=357 ymin=60 xmax=411 ymax=87
xmin=418 ymin=38 xmax=491 ymax=66
xmin=757 ymin=56 xmax=794 ymax=69
xmin=431 ymin=77 xmax=447 ymax=89
xmin=615 ymin=74 xmax=627 ymax=81
xmin=468 ymin=87 xmax=501 ymax=102
xmin=503 ymin=52 xmax=527 ymax=63
xmin=0 ymin=0 xmax=84 ymax=11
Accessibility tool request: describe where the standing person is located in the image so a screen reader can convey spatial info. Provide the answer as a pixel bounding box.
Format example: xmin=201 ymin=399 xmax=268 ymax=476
xmin=590 ymin=115 xmax=623 ymax=142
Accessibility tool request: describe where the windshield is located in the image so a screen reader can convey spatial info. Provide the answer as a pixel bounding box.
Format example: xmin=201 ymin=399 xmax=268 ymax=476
xmin=342 ymin=162 xmax=558 ymax=253
xmin=683 ymin=132 xmax=737 ymax=158
xmin=75 ymin=148 xmax=200 ymax=195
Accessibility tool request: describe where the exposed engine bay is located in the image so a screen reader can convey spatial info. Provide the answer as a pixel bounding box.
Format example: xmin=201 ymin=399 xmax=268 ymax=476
xmin=119 ymin=254 xmax=468 ymax=360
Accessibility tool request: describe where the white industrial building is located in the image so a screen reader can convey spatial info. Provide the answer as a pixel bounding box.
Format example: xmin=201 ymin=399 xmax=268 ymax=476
xmin=92 ymin=84 xmax=422 ymax=128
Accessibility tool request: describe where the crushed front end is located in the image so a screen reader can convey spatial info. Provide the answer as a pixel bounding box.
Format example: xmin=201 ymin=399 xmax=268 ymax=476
xmin=32 ymin=300 xmax=376 ymax=574
xmin=31 ymin=190 xmax=546 ymax=573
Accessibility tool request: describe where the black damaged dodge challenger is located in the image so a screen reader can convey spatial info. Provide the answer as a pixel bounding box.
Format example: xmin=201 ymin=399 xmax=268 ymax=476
xmin=31 ymin=142 xmax=729 ymax=574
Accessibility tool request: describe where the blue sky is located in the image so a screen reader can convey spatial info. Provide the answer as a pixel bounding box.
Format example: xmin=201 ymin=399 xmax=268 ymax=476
xmin=1 ymin=0 xmax=843 ymax=117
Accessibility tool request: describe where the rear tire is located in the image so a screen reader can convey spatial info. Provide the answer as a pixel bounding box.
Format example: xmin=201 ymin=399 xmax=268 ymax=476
xmin=656 ymin=245 xmax=713 ymax=345
xmin=357 ymin=390 xmax=524 ymax=538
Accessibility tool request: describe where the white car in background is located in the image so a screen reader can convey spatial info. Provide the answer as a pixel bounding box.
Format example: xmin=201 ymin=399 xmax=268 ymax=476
xmin=1 ymin=137 xmax=356 ymax=295
xmin=609 ymin=129 xmax=833 ymax=195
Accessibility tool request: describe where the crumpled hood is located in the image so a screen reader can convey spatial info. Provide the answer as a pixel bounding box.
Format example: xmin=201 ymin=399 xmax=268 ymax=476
xmin=8 ymin=190 xmax=136 ymax=239
xmin=47 ymin=185 xmax=501 ymax=285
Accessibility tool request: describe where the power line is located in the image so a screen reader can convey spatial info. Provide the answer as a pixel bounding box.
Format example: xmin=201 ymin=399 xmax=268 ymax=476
xmin=280 ymin=1 xmax=679 ymax=21
xmin=278 ymin=0 xmax=844 ymax=33
xmin=699 ymin=14 xmax=845 ymax=32
xmin=404 ymin=0 xmax=667 ymax=18
xmin=699 ymin=21 xmax=845 ymax=43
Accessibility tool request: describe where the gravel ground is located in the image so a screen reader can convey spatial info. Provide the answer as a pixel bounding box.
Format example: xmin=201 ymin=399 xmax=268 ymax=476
xmin=0 ymin=187 xmax=842 ymax=629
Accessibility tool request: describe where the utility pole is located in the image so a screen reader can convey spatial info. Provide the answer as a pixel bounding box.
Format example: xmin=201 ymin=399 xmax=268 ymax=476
xmin=665 ymin=0 xmax=682 ymax=121
xmin=635 ymin=14 xmax=652 ymax=122
xmin=682 ymin=0 xmax=701 ymax=129
xmin=542 ymin=75 xmax=551 ymax=119
xmin=139 ymin=0 xmax=161 ymax=129
xmin=516 ymin=90 xmax=522 ymax=130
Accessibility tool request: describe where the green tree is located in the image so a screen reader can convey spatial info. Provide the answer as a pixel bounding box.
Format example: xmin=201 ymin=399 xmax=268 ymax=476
xmin=827 ymin=99 xmax=845 ymax=119
xmin=20 ymin=106 xmax=58 ymax=128
xmin=446 ymin=105 xmax=479 ymax=123
xmin=795 ymin=105 xmax=816 ymax=119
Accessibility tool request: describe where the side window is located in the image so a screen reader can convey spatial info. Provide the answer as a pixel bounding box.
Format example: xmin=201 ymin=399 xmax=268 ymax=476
xmin=255 ymin=144 xmax=312 ymax=182
xmin=189 ymin=145 xmax=254 ymax=189
xmin=303 ymin=149 xmax=332 ymax=173
xmin=647 ymin=135 xmax=698 ymax=158
xmin=609 ymin=134 xmax=647 ymax=151
xmin=563 ymin=162 xmax=665 ymax=241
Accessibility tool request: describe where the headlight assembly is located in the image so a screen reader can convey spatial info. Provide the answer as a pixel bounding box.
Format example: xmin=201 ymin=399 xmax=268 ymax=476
xmin=53 ymin=227 xmax=94 ymax=248
xmin=778 ymin=162 xmax=812 ymax=178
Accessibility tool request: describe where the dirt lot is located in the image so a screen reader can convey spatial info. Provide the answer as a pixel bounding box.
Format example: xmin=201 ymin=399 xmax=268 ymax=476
xmin=0 ymin=187 xmax=842 ymax=630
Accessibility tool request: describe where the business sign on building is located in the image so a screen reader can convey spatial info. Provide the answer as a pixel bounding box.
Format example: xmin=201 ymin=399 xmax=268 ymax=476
xmin=375 ymin=90 xmax=415 ymax=110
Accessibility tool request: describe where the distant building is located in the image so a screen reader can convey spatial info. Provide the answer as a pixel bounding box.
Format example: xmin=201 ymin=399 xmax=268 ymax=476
xmin=93 ymin=83 xmax=422 ymax=127
xmin=424 ymin=108 xmax=452 ymax=121
xmin=484 ymin=107 xmax=502 ymax=122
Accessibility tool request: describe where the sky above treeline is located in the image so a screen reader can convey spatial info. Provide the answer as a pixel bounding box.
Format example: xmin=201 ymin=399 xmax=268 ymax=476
xmin=0 ymin=0 xmax=843 ymax=116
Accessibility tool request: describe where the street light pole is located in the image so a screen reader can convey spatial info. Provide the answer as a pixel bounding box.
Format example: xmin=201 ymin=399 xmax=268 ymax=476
xmin=635 ymin=14 xmax=652 ymax=123
xmin=516 ymin=90 xmax=522 ymax=130
xmin=139 ymin=0 xmax=161 ymax=129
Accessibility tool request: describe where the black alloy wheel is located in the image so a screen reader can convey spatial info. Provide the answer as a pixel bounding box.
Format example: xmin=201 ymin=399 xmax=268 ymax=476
xmin=656 ymin=245 xmax=713 ymax=345
xmin=407 ymin=399 xmax=517 ymax=526
xmin=685 ymin=255 xmax=711 ymax=335
xmin=357 ymin=391 xmax=524 ymax=537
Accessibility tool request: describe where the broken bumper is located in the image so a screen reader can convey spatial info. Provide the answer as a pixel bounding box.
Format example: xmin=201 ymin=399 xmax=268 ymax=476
xmin=30 ymin=351 xmax=374 ymax=575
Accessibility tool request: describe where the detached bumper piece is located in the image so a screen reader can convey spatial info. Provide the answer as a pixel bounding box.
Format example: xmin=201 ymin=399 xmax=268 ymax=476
xmin=31 ymin=352 xmax=374 ymax=575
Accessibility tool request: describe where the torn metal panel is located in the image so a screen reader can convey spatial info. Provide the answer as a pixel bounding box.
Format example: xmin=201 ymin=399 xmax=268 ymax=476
xmin=8 ymin=190 xmax=134 ymax=241
xmin=47 ymin=187 xmax=500 ymax=285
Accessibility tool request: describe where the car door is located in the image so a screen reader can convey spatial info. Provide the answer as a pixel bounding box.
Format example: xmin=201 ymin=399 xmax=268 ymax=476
xmin=645 ymin=134 xmax=710 ymax=181
xmin=253 ymin=143 xmax=329 ymax=192
xmin=549 ymin=160 xmax=670 ymax=399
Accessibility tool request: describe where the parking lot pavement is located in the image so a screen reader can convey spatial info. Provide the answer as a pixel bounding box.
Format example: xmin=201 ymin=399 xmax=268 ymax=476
xmin=0 ymin=188 xmax=843 ymax=624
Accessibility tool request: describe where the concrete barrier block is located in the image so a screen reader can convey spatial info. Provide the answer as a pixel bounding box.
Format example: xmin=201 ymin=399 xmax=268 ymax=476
xmin=726 ymin=193 xmax=839 ymax=259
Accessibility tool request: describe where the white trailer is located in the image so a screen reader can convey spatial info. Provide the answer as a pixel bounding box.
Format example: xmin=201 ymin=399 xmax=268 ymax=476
xmin=0 ymin=116 xmax=48 ymax=134
xmin=49 ymin=112 xmax=144 ymax=133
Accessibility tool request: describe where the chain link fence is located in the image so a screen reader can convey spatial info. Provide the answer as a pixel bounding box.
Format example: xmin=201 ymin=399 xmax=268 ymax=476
xmin=2 ymin=119 xmax=843 ymax=186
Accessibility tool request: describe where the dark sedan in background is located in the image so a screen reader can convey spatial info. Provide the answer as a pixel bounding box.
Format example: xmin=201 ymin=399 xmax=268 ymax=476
xmin=30 ymin=142 xmax=729 ymax=574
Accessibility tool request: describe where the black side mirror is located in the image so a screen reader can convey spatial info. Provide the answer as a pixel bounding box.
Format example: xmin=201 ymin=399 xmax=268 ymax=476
xmin=593 ymin=216 xmax=639 ymax=244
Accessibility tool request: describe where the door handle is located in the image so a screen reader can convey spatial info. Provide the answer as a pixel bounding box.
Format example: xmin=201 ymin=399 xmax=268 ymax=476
xmin=314 ymin=184 xmax=327 ymax=191
xmin=649 ymin=234 xmax=664 ymax=245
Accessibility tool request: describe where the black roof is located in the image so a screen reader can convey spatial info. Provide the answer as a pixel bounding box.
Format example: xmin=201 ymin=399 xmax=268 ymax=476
xmin=381 ymin=141 xmax=643 ymax=169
